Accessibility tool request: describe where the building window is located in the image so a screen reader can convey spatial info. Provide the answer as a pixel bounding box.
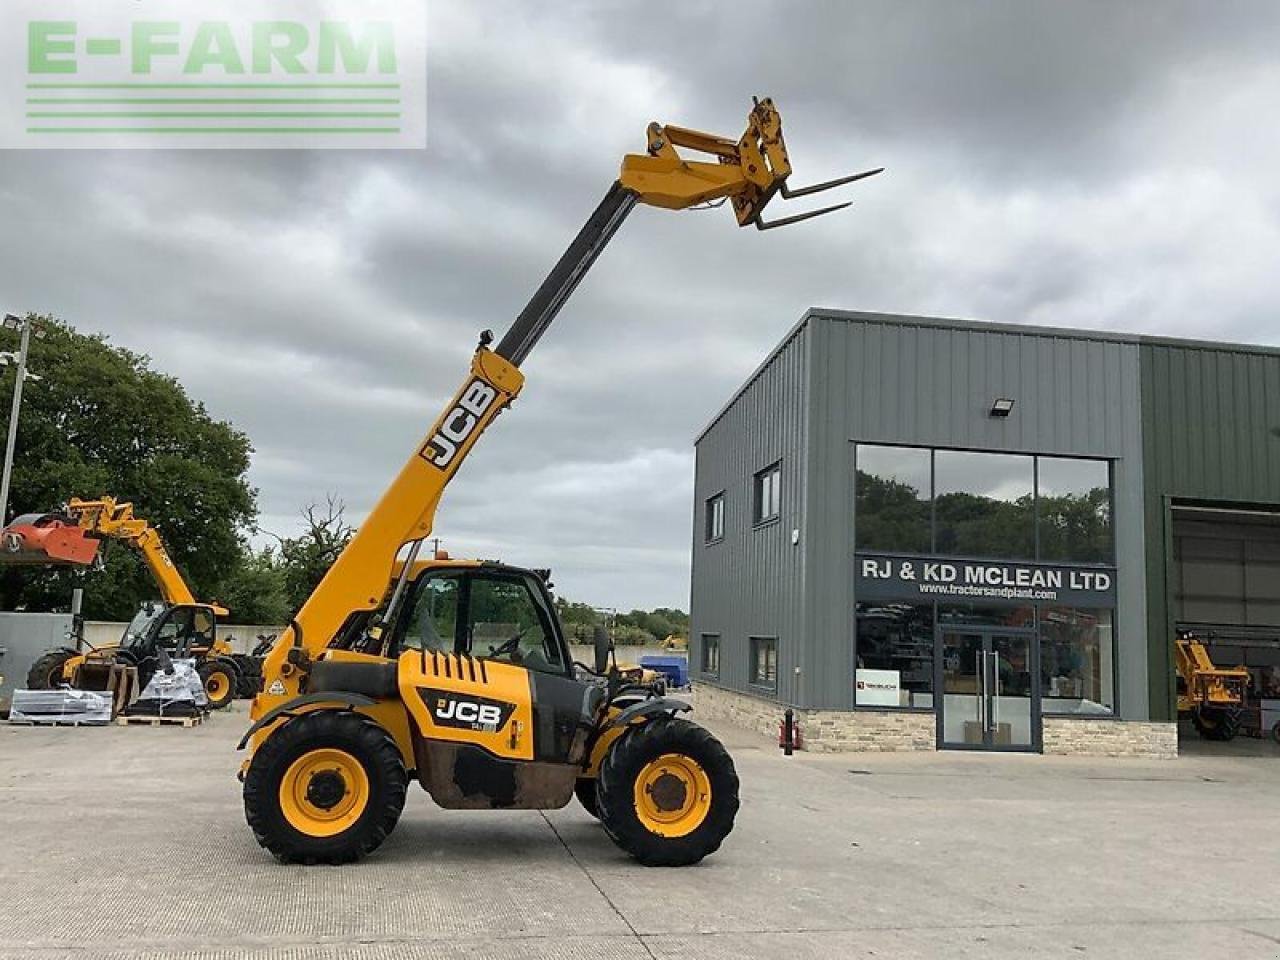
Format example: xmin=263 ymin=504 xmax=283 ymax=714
xmin=1039 ymin=607 xmax=1114 ymax=715
xmin=700 ymin=633 xmax=720 ymax=677
xmin=753 ymin=463 xmax=781 ymax=524
xmin=934 ymin=449 xmax=1034 ymax=560
xmin=855 ymin=445 xmax=932 ymax=553
xmin=705 ymin=493 xmax=725 ymax=543
xmin=750 ymin=636 xmax=777 ymax=689
xmin=854 ymin=446 xmax=1113 ymax=564
xmin=855 ymin=601 xmax=934 ymax=707
xmin=1037 ymin=457 xmax=1112 ymax=563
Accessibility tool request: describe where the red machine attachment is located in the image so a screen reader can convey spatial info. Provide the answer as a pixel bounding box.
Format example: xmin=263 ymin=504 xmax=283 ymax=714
xmin=0 ymin=513 xmax=101 ymax=566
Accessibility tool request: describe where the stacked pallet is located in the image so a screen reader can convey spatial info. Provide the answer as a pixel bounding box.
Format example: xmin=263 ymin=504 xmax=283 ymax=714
xmin=8 ymin=688 xmax=114 ymax=725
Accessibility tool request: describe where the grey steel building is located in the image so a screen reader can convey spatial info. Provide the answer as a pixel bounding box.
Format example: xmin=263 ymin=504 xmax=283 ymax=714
xmin=690 ymin=309 xmax=1280 ymax=754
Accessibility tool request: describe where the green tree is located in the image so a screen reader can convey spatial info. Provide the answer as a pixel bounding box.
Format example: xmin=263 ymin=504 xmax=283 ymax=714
xmin=219 ymin=544 xmax=290 ymax=624
xmin=0 ymin=316 xmax=256 ymax=620
xmin=268 ymin=496 xmax=354 ymax=613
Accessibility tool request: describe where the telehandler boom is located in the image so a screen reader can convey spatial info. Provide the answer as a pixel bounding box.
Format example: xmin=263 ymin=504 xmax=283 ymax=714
xmin=241 ymin=97 xmax=879 ymax=865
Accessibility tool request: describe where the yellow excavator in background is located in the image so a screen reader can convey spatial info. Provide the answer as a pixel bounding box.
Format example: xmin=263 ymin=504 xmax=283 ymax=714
xmin=238 ymin=97 xmax=880 ymax=866
xmin=1176 ymin=630 xmax=1250 ymax=741
xmin=3 ymin=497 xmax=241 ymax=708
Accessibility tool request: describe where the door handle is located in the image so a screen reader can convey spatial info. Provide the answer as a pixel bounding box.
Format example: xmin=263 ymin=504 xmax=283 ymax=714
xmin=991 ymin=651 xmax=1000 ymax=733
xmin=975 ymin=650 xmax=985 ymax=733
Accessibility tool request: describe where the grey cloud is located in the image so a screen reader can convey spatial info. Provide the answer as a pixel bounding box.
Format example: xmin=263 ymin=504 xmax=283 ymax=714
xmin=1 ymin=0 xmax=1278 ymax=609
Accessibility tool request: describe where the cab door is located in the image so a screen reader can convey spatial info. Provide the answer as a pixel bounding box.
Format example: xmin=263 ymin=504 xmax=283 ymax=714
xmin=463 ymin=571 xmax=600 ymax=765
xmin=398 ymin=567 xmax=599 ymax=764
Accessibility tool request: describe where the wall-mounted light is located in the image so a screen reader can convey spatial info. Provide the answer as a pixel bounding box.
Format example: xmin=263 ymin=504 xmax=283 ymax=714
xmin=989 ymin=397 xmax=1015 ymax=418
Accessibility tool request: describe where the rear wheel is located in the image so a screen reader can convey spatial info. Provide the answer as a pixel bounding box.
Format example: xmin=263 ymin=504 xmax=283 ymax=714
xmin=243 ymin=710 xmax=406 ymax=864
xmin=26 ymin=650 xmax=74 ymax=689
xmin=1193 ymin=706 xmax=1242 ymax=742
xmin=597 ymin=716 xmax=738 ymax=866
xmin=198 ymin=661 xmax=237 ymax=710
xmin=231 ymin=654 xmax=263 ymax=698
xmin=574 ymin=777 xmax=601 ymax=819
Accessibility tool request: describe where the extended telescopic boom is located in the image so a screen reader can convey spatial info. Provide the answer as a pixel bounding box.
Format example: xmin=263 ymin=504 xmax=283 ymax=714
xmin=252 ymin=97 xmax=880 ymax=708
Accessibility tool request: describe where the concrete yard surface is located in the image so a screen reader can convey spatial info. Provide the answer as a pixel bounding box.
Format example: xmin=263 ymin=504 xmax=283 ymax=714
xmin=2 ymin=707 xmax=1279 ymax=959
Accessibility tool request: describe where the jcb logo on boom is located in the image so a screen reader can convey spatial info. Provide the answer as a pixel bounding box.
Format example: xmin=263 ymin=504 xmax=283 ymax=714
xmin=420 ymin=379 xmax=497 ymax=469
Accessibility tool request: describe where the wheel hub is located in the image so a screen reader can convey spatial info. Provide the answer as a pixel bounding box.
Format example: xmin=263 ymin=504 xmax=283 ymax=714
xmin=278 ymin=748 xmax=371 ymax=838
xmin=647 ymin=771 xmax=689 ymax=812
xmin=306 ymin=770 xmax=347 ymax=810
xmin=633 ymin=753 xmax=712 ymax=838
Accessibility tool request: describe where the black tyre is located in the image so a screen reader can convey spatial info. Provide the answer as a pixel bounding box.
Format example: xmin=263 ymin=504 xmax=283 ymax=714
xmin=575 ymin=777 xmax=601 ymax=820
xmin=231 ymin=654 xmax=263 ymax=698
xmin=26 ymin=649 xmax=75 ymax=689
xmin=597 ymin=716 xmax=738 ymax=867
xmin=1193 ymin=706 xmax=1242 ymax=742
xmin=198 ymin=660 xmax=237 ymax=710
xmin=243 ymin=710 xmax=407 ymax=864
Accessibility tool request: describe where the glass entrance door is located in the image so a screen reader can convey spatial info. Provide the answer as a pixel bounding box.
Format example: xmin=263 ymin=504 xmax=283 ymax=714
xmin=939 ymin=628 xmax=1038 ymax=751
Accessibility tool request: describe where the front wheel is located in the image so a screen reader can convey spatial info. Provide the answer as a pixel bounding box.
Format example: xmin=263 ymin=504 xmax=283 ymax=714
xmin=26 ymin=649 xmax=75 ymax=689
xmin=198 ymin=660 xmax=237 ymax=710
xmin=575 ymin=777 xmax=601 ymax=820
xmin=597 ymin=716 xmax=738 ymax=866
xmin=243 ymin=710 xmax=407 ymax=864
xmin=1194 ymin=706 xmax=1241 ymax=742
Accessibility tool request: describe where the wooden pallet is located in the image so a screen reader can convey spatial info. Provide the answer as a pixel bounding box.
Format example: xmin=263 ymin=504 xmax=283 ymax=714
xmin=116 ymin=712 xmax=204 ymax=728
xmin=8 ymin=717 xmax=110 ymax=728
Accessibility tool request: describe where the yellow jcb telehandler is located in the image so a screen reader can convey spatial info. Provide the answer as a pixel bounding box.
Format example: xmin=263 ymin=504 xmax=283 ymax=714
xmin=2 ymin=497 xmax=240 ymax=708
xmin=238 ymin=97 xmax=880 ymax=866
xmin=1176 ymin=630 xmax=1250 ymax=741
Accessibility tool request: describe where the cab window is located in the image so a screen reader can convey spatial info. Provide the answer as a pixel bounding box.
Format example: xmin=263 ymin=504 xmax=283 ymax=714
xmin=154 ymin=608 xmax=192 ymax=652
xmin=402 ymin=574 xmax=461 ymax=652
xmin=466 ymin=573 xmax=564 ymax=675
xmin=191 ymin=608 xmax=215 ymax=647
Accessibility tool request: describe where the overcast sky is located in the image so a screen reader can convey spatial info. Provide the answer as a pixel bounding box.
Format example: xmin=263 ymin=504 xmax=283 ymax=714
xmin=1 ymin=1 xmax=1278 ymax=611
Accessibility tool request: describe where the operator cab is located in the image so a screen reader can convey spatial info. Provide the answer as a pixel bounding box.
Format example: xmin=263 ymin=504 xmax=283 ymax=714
xmin=123 ymin=600 xmax=219 ymax=659
xmin=390 ymin=562 xmax=572 ymax=678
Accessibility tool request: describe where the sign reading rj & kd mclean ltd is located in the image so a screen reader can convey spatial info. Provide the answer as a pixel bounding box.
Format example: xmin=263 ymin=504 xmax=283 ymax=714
xmin=855 ymin=554 xmax=1116 ymax=607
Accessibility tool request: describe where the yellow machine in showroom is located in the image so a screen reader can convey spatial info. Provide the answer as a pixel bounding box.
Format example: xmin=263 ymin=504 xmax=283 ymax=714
xmin=238 ymin=97 xmax=879 ymax=866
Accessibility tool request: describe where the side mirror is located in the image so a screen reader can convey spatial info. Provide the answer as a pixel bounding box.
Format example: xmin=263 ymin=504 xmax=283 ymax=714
xmin=592 ymin=624 xmax=612 ymax=675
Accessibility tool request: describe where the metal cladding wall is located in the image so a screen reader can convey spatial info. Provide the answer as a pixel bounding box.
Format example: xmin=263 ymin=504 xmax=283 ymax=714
xmin=1140 ymin=341 xmax=1280 ymax=721
xmin=691 ymin=320 xmax=810 ymax=705
xmin=804 ymin=311 xmax=1149 ymax=715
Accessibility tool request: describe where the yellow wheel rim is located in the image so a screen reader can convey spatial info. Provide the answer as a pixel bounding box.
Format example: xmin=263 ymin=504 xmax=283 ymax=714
xmin=278 ymin=748 xmax=370 ymax=838
xmin=633 ymin=752 xmax=711 ymax=838
xmin=205 ymin=672 xmax=228 ymax=700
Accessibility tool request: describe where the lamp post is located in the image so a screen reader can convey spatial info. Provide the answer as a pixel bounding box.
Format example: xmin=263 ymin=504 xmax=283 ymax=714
xmin=0 ymin=314 xmax=42 ymax=524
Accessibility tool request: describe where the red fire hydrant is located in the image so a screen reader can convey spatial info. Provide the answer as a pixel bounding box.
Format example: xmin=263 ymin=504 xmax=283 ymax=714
xmin=778 ymin=708 xmax=803 ymax=754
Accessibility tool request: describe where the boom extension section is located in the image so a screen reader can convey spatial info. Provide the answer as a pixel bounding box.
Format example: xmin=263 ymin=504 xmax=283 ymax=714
xmin=254 ymin=96 xmax=880 ymax=706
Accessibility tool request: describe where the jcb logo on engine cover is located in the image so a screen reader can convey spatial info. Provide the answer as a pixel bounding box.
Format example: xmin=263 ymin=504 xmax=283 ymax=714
xmin=418 ymin=688 xmax=515 ymax=732
xmin=420 ymin=379 xmax=498 ymax=469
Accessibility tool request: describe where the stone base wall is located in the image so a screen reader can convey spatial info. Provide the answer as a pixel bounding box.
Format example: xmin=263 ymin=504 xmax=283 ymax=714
xmin=692 ymin=682 xmax=933 ymax=752
xmin=1042 ymin=717 xmax=1178 ymax=759
xmin=692 ymin=682 xmax=1178 ymax=758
